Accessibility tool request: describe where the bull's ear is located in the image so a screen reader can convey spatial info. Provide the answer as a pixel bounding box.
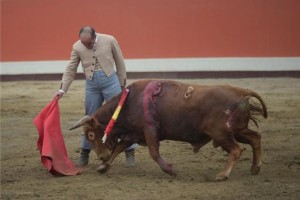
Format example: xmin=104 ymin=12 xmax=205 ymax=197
xmin=84 ymin=117 xmax=99 ymax=130
xmin=69 ymin=115 xmax=92 ymax=130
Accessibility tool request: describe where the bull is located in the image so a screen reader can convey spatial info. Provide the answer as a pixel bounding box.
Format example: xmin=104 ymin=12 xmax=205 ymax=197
xmin=69 ymin=80 xmax=267 ymax=181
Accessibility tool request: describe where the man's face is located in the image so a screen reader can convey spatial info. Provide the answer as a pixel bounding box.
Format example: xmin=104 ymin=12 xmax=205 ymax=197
xmin=80 ymin=33 xmax=95 ymax=49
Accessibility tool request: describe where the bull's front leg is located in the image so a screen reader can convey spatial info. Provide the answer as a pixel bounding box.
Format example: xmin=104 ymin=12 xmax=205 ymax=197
xmin=97 ymin=142 xmax=128 ymax=174
xmin=144 ymin=127 xmax=175 ymax=176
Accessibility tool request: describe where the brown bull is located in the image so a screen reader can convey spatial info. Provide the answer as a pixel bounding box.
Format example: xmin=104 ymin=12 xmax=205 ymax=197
xmin=70 ymin=79 xmax=268 ymax=181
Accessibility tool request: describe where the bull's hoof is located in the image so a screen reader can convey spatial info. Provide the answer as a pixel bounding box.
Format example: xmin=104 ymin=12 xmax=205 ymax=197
xmin=166 ymin=170 xmax=177 ymax=176
xmin=162 ymin=164 xmax=176 ymax=176
xmin=97 ymin=163 xmax=110 ymax=174
xmin=193 ymin=146 xmax=200 ymax=153
xmin=251 ymin=165 xmax=261 ymax=175
xmin=215 ymin=174 xmax=228 ymax=181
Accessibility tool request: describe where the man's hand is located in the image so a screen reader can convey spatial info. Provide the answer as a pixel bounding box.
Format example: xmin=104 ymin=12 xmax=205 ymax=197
xmin=54 ymin=90 xmax=65 ymax=99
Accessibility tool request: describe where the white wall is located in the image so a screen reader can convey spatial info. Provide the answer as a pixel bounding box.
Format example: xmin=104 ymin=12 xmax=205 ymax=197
xmin=1 ymin=57 xmax=300 ymax=75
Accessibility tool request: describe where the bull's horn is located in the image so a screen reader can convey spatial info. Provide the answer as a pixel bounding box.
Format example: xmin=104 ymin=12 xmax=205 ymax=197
xmin=69 ymin=115 xmax=92 ymax=130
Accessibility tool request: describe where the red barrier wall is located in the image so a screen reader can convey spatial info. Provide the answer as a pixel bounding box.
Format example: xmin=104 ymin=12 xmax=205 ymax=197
xmin=1 ymin=0 xmax=300 ymax=61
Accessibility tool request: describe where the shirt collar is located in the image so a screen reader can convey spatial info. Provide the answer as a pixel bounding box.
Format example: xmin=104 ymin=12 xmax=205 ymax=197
xmin=93 ymin=35 xmax=98 ymax=50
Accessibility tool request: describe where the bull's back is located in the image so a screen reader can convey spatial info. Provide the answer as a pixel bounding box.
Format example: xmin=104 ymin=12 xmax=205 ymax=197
xmin=123 ymin=80 xmax=253 ymax=138
xmin=153 ymin=81 xmax=250 ymax=138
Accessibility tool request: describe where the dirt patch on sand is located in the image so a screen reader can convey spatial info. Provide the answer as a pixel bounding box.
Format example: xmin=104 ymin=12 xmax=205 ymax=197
xmin=1 ymin=78 xmax=300 ymax=199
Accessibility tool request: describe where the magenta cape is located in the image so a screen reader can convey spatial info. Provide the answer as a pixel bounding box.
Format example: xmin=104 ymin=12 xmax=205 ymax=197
xmin=33 ymin=98 xmax=82 ymax=176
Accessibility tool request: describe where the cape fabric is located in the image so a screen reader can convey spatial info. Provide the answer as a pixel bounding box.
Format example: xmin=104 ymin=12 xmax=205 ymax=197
xmin=33 ymin=97 xmax=82 ymax=176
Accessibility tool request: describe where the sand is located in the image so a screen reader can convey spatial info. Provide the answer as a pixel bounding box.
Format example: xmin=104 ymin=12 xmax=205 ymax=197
xmin=1 ymin=78 xmax=300 ymax=199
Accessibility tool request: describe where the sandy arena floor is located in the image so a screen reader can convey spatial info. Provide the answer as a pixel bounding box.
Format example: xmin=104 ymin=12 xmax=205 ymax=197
xmin=1 ymin=78 xmax=300 ymax=200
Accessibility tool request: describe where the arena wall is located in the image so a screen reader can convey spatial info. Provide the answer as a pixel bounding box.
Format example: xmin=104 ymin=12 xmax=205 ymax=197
xmin=1 ymin=0 xmax=300 ymax=79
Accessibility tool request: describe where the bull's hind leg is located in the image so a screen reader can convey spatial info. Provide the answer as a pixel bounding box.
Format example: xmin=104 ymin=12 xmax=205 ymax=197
xmin=214 ymin=135 xmax=244 ymax=181
xmin=144 ymin=128 xmax=174 ymax=175
xmin=235 ymin=128 xmax=262 ymax=175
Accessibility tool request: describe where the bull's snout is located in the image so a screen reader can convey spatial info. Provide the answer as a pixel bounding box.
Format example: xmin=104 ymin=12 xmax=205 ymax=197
xmin=83 ymin=131 xmax=112 ymax=163
xmin=97 ymin=150 xmax=111 ymax=162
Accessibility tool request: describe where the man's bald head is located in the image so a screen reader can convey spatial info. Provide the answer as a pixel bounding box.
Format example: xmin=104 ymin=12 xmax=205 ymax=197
xmin=79 ymin=26 xmax=96 ymax=49
xmin=79 ymin=26 xmax=96 ymax=38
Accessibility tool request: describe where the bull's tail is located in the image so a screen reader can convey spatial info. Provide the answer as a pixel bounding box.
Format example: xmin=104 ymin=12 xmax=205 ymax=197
xmin=248 ymin=91 xmax=268 ymax=119
xmin=246 ymin=91 xmax=268 ymax=128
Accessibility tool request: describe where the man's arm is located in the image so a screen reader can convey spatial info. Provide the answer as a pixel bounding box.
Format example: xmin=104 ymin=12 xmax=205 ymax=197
xmin=54 ymin=47 xmax=80 ymax=98
xmin=61 ymin=48 xmax=80 ymax=92
xmin=111 ymin=37 xmax=126 ymax=87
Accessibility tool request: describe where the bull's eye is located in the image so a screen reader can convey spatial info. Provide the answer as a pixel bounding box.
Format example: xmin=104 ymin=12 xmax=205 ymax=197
xmin=88 ymin=132 xmax=95 ymax=140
